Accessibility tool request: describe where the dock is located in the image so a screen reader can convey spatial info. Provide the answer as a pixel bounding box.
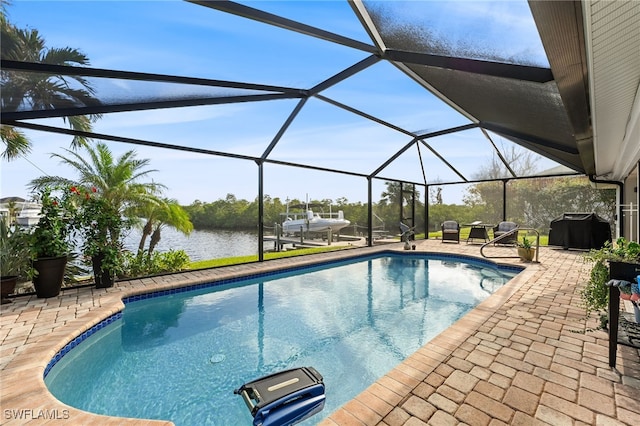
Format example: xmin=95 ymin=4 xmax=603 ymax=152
xmin=263 ymin=234 xmax=364 ymax=251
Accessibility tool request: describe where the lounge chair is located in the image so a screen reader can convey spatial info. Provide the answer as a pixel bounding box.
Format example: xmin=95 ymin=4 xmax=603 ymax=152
xmin=493 ymin=221 xmax=518 ymax=245
xmin=441 ymin=220 xmax=460 ymax=243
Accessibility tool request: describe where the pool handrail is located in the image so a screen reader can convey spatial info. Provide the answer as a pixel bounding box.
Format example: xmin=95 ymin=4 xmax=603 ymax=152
xmin=480 ymin=227 xmax=540 ymax=263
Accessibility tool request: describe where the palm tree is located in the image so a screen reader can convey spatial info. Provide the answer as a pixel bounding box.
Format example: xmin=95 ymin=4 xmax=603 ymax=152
xmin=29 ymin=142 xmax=165 ymax=233
xmin=6 ymin=200 xmax=16 ymax=224
xmin=29 ymin=142 xmax=166 ymax=281
xmin=1 ymin=1 xmax=99 ymax=161
xmin=137 ymin=199 xmax=193 ymax=255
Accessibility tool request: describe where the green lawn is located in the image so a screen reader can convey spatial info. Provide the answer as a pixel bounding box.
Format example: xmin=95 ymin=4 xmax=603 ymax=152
xmin=188 ymin=231 xmax=549 ymax=270
xmin=188 ymin=245 xmax=355 ymax=269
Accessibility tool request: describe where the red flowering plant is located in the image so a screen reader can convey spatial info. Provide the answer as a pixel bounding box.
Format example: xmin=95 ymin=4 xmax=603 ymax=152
xmin=29 ymin=186 xmax=78 ymax=260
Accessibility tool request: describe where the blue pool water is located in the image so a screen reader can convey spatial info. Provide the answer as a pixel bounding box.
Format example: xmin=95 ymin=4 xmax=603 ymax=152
xmin=44 ymin=253 xmax=520 ymax=425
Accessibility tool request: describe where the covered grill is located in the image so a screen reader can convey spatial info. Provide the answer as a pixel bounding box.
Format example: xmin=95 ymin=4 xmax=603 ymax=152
xmin=548 ymin=212 xmax=611 ymax=250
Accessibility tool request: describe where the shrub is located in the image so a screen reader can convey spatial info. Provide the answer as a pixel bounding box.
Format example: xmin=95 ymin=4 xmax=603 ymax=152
xmin=121 ymin=250 xmax=190 ymax=278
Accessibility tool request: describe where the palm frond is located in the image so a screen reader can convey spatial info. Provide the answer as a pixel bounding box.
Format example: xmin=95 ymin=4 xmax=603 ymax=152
xmin=0 ymin=125 xmax=30 ymax=160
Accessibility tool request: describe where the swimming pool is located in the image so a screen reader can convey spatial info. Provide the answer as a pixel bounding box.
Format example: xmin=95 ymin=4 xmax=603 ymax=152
xmin=44 ymin=252 xmax=520 ymax=425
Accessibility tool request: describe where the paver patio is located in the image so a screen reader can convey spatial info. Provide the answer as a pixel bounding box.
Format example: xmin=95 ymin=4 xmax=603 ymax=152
xmin=1 ymin=240 xmax=639 ymax=425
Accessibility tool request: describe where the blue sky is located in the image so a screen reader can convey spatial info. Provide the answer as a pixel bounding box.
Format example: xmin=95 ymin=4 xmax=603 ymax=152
xmin=1 ymin=0 xmax=556 ymax=205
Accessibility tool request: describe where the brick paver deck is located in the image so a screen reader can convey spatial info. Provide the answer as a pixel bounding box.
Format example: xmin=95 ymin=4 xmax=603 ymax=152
xmin=1 ymin=240 xmax=639 ymax=425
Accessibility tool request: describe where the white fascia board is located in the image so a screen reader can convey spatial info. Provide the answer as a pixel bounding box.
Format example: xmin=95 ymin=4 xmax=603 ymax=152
xmin=612 ymin=82 xmax=640 ymax=181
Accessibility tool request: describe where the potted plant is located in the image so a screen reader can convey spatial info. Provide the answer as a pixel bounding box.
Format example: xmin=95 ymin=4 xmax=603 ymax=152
xmin=0 ymin=221 xmax=31 ymax=303
xmin=606 ymin=238 xmax=640 ymax=282
xmin=517 ymin=236 xmax=536 ymax=262
xmin=582 ymin=238 xmax=640 ymax=328
xmin=29 ymin=187 xmax=76 ymax=298
xmin=76 ymin=188 xmax=127 ymax=288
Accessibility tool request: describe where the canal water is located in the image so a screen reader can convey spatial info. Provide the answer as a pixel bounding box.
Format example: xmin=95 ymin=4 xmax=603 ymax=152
xmin=122 ymin=228 xmax=266 ymax=261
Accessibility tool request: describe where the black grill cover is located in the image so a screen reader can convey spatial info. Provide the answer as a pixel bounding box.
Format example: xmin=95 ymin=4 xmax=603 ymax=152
xmin=548 ymin=212 xmax=611 ymax=250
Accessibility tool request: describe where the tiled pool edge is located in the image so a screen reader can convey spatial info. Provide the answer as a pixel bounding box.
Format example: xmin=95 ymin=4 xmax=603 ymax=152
xmin=42 ymin=249 xmax=522 ymax=380
xmin=0 ymin=243 xmax=546 ymax=426
xmin=0 ymin=245 xmax=394 ymax=426
xmin=121 ymin=249 xmax=523 ymax=302
xmin=43 ymin=312 xmax=123 ymax=378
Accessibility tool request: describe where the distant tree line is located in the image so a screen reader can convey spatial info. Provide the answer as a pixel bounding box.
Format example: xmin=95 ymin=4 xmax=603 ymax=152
xmin=182 ymin=182 xmax=424 ymax=235
xmin=183 ymin=175 xmax=616 ymax=236
xmin=183 ymin=194 xmax=368 ymax=234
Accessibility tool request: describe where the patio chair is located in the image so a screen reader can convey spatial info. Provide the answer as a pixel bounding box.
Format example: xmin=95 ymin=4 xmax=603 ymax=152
xmin=441 ymin=220 xmax=460 ymax=243
xmin=493 ymin=221 xmax=518 ymax=245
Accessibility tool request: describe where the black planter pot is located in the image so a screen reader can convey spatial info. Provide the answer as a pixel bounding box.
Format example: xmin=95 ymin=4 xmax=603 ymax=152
xmin=33 ymin=255 xmax=67 ymax=298
xmin=0 ymin=275 xmax=18 ymax=304
xmin=609 ymin=261 xmax=640 ymax=282
xmin=92 ymin=253 xmax=114 ymax=289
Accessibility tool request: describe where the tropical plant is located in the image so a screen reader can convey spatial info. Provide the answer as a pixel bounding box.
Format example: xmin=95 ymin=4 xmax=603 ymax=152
xmin=0 ymin=125 xmax=30 ymax=160
xmin=518 ymin=236 xmax=532 ymax=249
xmin=29 ymin=142 xmax=165 ymax=241
xmin=0 ymin=2 xmax=100 ymax=160
xmin=29 ymin=186 xmax=77 ymax=259
xmin=28 ymin=143 xmax=168 ymax=281
xmin=581 ymin=238 xmax=640 ymax=329
xmin=0 ymin=220 xmax=30 ymax=279
xmin=516 ymin=235 xmax=536 ymax=262
xmin=136 ymin=198 xmax=193 ymax=255
xmin=602 ymin=238 xmax=640 ymax=262
xmin=120 ymin=249 xmax=190 ymax=278
xmin=75 ymin=187 xmax=130 ymax=278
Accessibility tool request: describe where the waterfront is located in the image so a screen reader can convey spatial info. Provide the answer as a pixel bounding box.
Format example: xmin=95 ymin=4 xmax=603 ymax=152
xmin=122 ymin=228 xmax=266 ymax=262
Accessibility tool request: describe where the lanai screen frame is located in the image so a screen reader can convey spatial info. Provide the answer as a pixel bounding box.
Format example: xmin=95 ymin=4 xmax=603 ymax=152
xmin=1 ymin=1 xmax=590 ymax=260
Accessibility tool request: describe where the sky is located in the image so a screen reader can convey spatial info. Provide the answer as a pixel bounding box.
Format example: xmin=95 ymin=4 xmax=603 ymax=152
xmin=0 ymin=0 xmax=557 ymax=206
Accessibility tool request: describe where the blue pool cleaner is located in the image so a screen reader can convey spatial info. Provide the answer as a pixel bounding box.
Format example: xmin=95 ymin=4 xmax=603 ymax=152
xmin=234 ymin=367 xmax=325 ymax=426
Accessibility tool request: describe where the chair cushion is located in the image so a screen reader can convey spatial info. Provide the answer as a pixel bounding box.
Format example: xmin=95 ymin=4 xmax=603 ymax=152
xmin=442 ymin=221 xmax=459 ymax=230
xmin=497 ymin=222 xmax=517 ymax=232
